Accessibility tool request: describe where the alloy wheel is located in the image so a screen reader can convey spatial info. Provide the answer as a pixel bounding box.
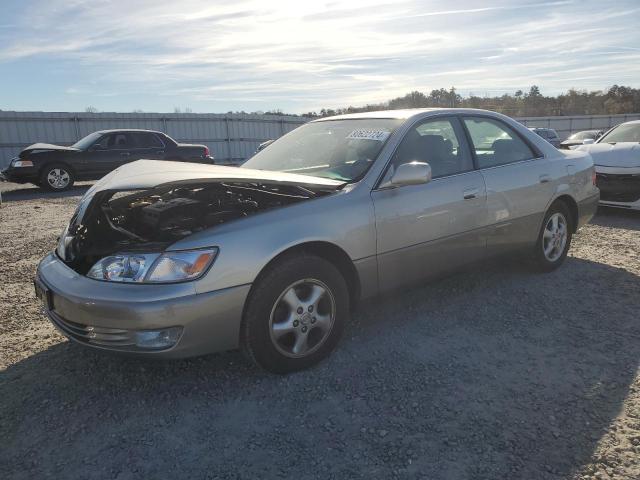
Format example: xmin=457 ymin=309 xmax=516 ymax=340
xmin=542 ymin=212 xmax=568 ymax=262
xmin=46 ymin=168 xmax=70 ymax=190
xmin=268 ymin=279 xmax=336 ymax=358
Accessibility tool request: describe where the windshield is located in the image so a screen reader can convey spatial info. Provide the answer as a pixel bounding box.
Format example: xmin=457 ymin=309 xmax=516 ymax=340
xmin=72 ymin=132 xmax=102 ymax=150
xmin=599 ymin=123 xmax=640 ymax=143
xmin=569 ymin=131 xmax=596 ymax=141
xmin=241 ymin=119 xmax=403 ymax=181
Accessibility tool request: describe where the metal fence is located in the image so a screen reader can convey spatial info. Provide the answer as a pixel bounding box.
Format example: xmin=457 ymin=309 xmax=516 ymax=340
xmin=516 ymin=113 xmax=640 ymax=140
xmin=0 ymin=111 xmax=309 ymax=169
xmin=1 ymin=110 xmax=639 ymax=169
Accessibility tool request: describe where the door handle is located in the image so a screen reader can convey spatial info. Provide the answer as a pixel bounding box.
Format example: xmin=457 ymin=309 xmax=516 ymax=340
xmin=463 ymin=188 xmax=479 ymax=200
xmin=157 ymin=150 xmax=165 ymax=155
xmin=539 ymin=174 xmax=551 ymax=183
xmin=120 ymin=152 xmax=130 ymax=158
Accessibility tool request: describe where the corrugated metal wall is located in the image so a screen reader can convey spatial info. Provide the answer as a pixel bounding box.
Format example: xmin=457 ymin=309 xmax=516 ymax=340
xmin=1 ymin=111 xmax=639 ymax=169
xmin=0 ymin=111 xmax=308 ymax=169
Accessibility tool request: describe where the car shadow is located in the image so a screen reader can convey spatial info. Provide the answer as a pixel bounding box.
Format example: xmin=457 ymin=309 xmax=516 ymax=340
xmin=591 ymin=205 xmax=640 ymax=231
xmin=2 ymin=256 xmax=639 ymax=479
xmin=0 ymin=183 xmax=91 ymax=202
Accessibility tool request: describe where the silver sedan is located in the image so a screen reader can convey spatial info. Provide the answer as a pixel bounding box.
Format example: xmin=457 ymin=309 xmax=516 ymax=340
xmin=35 ymin=108 xmax=599 ymax=373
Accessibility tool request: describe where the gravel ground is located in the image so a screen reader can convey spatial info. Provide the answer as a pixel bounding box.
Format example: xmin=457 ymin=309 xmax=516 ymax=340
xmin=1 ymin=182 xmax=639 ymax=480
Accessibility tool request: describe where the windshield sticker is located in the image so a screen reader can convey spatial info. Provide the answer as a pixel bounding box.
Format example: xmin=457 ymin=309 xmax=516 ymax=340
xmin=346 ymin=129 xmax=390 ymax=141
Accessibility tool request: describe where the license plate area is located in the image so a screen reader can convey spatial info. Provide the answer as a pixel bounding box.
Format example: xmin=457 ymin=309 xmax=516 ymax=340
xmin=34 ymin=278 xmax=53 ymax=311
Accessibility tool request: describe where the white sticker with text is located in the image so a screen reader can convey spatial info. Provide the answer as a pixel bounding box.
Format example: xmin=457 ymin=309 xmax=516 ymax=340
xmin=346 ymin=129 xmax=390 ymax=141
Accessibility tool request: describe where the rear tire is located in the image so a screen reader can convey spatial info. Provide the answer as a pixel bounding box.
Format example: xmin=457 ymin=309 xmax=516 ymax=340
xmin=241 ymin=254 xmax=349 ymax=374
xmin=40 ymin=164 xmax=75 ymax=192
xmin=532 ymin=201 xmax=573 ymax=272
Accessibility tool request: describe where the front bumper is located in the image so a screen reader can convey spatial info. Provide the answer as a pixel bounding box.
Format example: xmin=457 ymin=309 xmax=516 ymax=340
xmin=598 ymin=198 xmax=640 ymax=211
xmin=595 ymin=166 xmax=640 ymax=210
xmin=36 ymin=252 xmax=251 ymax=358
xmin=1 ymin=166 xmax=39 ymax=184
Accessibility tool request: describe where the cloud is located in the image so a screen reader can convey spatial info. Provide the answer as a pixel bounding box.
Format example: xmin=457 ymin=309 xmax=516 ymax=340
xmin=0 ymin=0 xmax=639 ymax=112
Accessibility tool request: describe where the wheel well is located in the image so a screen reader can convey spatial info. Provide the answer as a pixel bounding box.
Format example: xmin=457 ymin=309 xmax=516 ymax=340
xmin=552 ymin=195 xmax=578 ymax=232
xmin=259 ymin=242 xmax=361 ymax=307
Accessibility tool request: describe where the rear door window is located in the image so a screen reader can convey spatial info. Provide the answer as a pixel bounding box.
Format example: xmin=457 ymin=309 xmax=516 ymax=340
xmin=463 ymin=117 xmax=537 ymax=169
xmin=132 ymin=132 xmax=164 ymax=148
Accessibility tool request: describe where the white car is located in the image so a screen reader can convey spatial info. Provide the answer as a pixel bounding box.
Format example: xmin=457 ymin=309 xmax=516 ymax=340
xmin=577 ymin=120 xmax=640 ymax=210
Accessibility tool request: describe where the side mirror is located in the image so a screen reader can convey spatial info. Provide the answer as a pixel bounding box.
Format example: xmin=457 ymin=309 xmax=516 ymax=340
xmin=582 ymin=138 xmax=595 ymax=145
xmin=381 ymin=161 xmax=432 ymax=189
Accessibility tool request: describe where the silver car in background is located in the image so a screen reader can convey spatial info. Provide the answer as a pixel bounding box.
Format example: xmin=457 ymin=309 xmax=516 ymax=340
xmin=36 ymin=108 xmax=599 ymax=373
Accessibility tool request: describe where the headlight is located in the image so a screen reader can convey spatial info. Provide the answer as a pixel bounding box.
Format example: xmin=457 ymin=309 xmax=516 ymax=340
xmin=87 ymin=253 xmax=159 ymax=282
xmin=11 ymin=159 xmax=34 ymax=167
xmin=86 ymin=248 xmax=218 ymax=283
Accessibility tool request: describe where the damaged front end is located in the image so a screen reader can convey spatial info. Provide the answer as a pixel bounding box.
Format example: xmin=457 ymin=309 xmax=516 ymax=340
xmin=57 ymin=178 xmax=339 ymax=277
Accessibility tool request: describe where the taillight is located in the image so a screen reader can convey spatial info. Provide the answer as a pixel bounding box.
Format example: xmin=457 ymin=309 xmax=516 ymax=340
xmin=203 ymin=146 xmax=210 ymax=157
xmin=592 ymin=170 xmax=597 ymax=186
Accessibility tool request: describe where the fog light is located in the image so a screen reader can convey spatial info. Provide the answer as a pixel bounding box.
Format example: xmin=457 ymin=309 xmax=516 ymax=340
xmin=134 ymin=327 xmax=183 ymax=349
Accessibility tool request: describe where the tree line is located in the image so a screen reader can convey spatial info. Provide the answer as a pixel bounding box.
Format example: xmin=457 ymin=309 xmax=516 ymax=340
xmin=302 ymin=85 xmax=640 ymax=118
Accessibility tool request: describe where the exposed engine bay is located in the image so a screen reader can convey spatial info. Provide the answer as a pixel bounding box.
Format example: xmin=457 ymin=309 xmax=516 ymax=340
xmin=59 ymin=180 xmax=336 ymax=274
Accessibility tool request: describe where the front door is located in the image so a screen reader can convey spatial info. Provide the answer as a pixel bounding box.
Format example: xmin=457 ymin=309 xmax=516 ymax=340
xmin=87 ymin=132 xmax=135 ymax=177
xmin=372 ymin=116 xmax=489 ymax=292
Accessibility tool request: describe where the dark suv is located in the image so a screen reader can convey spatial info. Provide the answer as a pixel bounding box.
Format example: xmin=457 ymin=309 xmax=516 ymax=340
xmin=1 ymin=129 xmax=214 ymax=191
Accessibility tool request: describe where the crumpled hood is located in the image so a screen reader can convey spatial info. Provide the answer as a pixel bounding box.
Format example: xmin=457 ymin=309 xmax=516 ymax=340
xmin=64 ymin=160 xmax=345 ymax=274
xmin=20 ymin=143 xmax=79 ymax=157
xmin=83 ymin=159 xmax=345 ymax=200
xmin=576 ymin=142 xmax=640 ymax=168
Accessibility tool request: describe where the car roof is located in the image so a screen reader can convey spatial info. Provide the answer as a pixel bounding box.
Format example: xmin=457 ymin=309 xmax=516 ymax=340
xmin=95 ymin=129 xmax=165 ymax=135
xmin=311 ymin=107 xmax=513 ymax=122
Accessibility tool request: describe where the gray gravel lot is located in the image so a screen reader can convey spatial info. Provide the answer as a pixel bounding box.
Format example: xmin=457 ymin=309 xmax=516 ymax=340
xmin=1 ymin=182 xmax=639 ymax=480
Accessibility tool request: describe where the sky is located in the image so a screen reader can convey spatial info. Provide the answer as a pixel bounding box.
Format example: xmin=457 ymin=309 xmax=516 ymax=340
xmin=0 ymin=0 xmax=639 ymax=114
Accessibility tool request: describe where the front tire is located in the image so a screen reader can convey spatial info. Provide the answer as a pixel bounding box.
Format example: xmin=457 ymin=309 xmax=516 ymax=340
xmin=241 ymin=254 xmax=349 ymax=374
xmin=532 ymin=201 xmax=573 ymax=272
xmin=40 ymin=164 xmax=75 ymax=192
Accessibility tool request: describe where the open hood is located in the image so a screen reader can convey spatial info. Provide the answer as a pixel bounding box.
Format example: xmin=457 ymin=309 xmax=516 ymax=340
xmin=61 ymin=160 xmax=345 ymax=274
xmin=84 ymin=159 xmax=344 ymax=198
xmin=577 ymin=142 xmax=640 ymax=168
xmin=20 ymin=143 xmax=79 ymax=157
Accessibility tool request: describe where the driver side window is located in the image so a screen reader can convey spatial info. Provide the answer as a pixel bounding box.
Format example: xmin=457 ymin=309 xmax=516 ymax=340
xmin=390 ymin=117 xmax=473 ymax=178
xmin=94 ymin=133 xmax=131 ymax=150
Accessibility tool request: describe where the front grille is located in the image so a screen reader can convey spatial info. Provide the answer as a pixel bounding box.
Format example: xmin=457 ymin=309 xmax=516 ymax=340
xmin=596 ymin=173 xmax=640 ymax=203
xmin=49 ymin=310 xmax=137 ymax=349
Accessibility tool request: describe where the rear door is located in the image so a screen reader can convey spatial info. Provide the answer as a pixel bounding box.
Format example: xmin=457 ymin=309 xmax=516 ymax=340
xmin=129 ymin=132 xmax=166 ymax=161
xmin=461 ymin=116 xmax=554 ymax=254
xmin=372 ymin=116 xmax=488 ymax=291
